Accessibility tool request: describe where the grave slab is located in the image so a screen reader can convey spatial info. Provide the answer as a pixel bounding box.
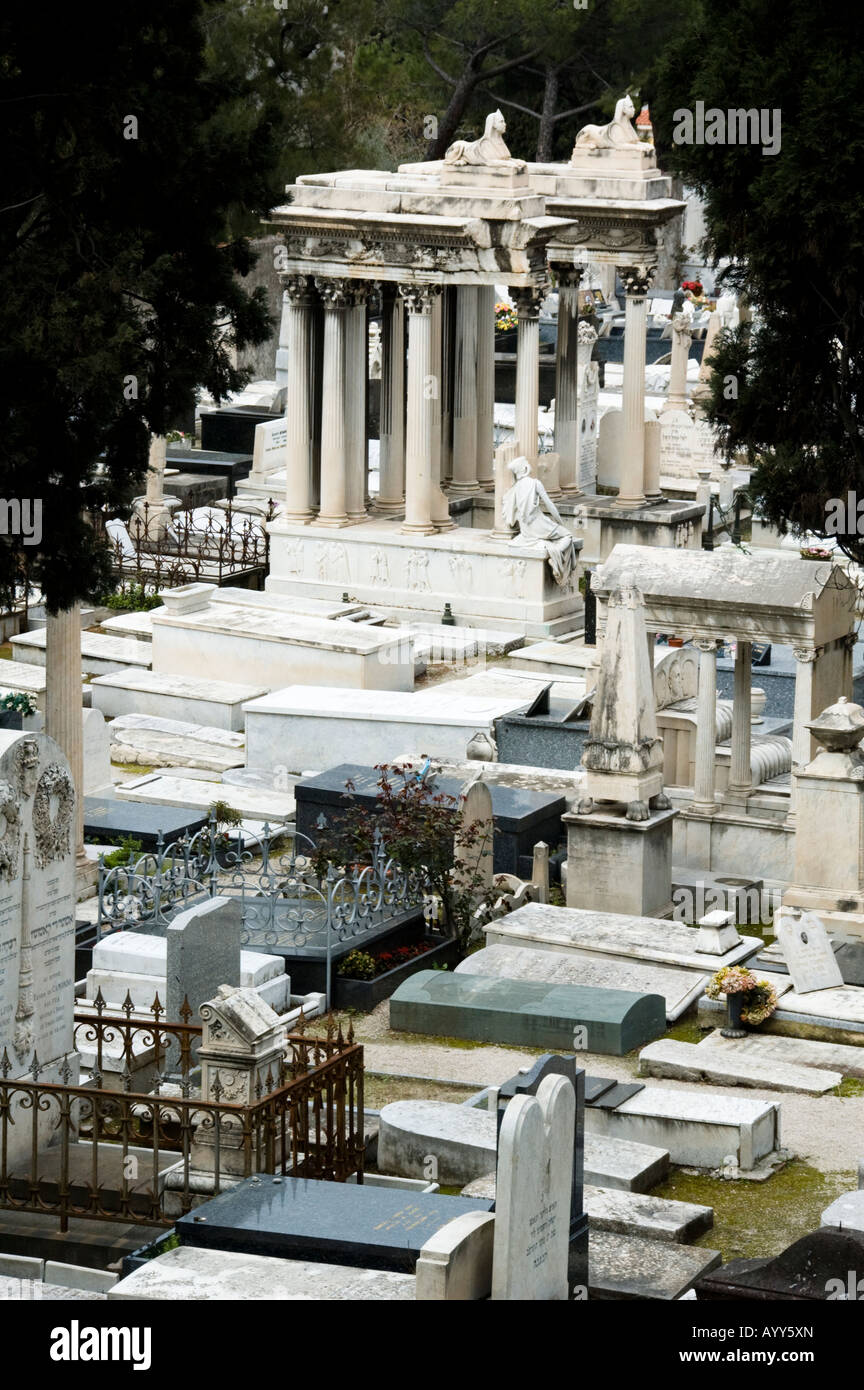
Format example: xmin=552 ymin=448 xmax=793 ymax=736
xmin=456 ymin=943 xmax=707 ymax=1023
xmin=586 ymin=1086 xmax=781 ymax=1171
xmin=774 ymin=908 xmax=844 ymax=994
xmin=114 ymin=774 xmax=295 ymax=825
xmin=110 ymin=1245 xmax=418 ymax=1300
xmin=108 ymin=713 xmax=245 ymax=772
xmin=11 ymin=628 xmax=151 ymax=675
xmin=694 ymin=1028 xmax=864 ymax=1078
xmin=463 ymin=1177 xmax=708 ymax=1240
xmin=83 ymin=795 xmax=207 ymax=849
xmin=638 ymin=1038 xmax=841 ymax=1095
xmin=390 ymin=969 xmax=665 ymax=1056
xmin=176 ymin=1174 xmax=493 ymax=1273
xmin=91 ymin=670 xmax=270 ymax=732
xmin=589 ymin=1231 xmax=721 ymax=1300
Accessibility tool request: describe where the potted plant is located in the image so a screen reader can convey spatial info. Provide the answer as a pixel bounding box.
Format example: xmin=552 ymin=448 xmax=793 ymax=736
xmin=333 ymin=935 xmax=460 ymax=1010
xmin=0 ymin=690 xmax=39 ymax=730
xmin=706 ymin=965 xmax=778 ymax=1037
xmin=208 ymin=799 xmax=244 ymax=866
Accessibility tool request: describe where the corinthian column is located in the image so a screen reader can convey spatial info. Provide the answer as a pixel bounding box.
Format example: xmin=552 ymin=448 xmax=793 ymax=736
xmin=376 ymin=283 xmax=405 ymax=514
xmin=430 ymin=292 xmax=455 ymax=530
xmin=400 ymin=284 xmax=440 ymax=535
xmin=513 ymin=286 xmax=544 ymax=460
xmin=451 ymin=286 xmax=479 ymax=493
xmin=615 ymin=265 xmax=654 ymax=508
xmin=692 ymin=637 xmax=719 ymax=815
xmin=553 ymin=268 xmax=583 ymax=493
xmin=280 ymin=275 xmax=315 ymax=522
xmin=315 ymin=277 xmax=351 ymax=526
xmin=475 ymin=285 xmax=496 ymax=489
xmin=46 ymin=604 xmax=87 ymax=877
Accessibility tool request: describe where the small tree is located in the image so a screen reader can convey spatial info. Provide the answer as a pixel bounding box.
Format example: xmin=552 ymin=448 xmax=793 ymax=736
xmin=310 ymin=763 xmax=494 ymax=951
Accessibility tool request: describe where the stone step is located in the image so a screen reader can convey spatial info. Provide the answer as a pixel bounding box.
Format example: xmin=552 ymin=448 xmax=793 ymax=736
xmin=638 ymin=1038 xmax=841 ymax=1095
xmin=589 ymin=1231 xmax=721 ymax=1300
xmin=462 ymin=1174 xmax=710 ymax=1242
xmin=697 ymin=1028 xmax=864 ymax=1078
xmin=114 ymin=772 xmax=295 ymax=825
xmin=12 ymin=628 xmax=151 ymax=675
xmin=376 ymin=1100 xmax=670 ymax=1192
xmin=108 ymin=712 xmax=246 ymax=772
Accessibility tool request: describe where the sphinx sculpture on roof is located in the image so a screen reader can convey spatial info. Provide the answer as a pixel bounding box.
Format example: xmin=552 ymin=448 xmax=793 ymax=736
xmin=571 ymin=94 xmax=649 ymax=156
xmin=444 ymin=110 xmax=520 ymax=167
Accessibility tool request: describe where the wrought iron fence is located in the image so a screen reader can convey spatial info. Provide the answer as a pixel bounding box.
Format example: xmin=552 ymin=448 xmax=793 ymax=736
xmin=96 ymin=818 xmax=433 ymax=1005
xmin=0 ymin=1010 xmax=364 ymax=1230
xmin=100 ymin=501 xmax=270 ymax=594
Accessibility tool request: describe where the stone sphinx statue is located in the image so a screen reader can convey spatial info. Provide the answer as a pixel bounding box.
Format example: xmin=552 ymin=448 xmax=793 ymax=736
xmin=501 ymin=456 xmax=579 ymax=588
xmin=571 ymin=94 xmax=648 ymax=156
xmin=444 ymin=110 xmax=519 ymax=167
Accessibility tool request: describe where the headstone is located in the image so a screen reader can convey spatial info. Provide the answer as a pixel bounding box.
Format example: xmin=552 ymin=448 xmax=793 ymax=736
xmin=491 ymin=1073 xmax=575 ymax=1300
xmin=774 ymin=907 xmax=843 ymax=994
xmin=454 ymin=776 xmax=494 ymax=893
xmin=166 ymin=898 xmax=242 ymax=1026
xmin=82 ymin=707 xmax=112 ymax=794
xmin=250 ymin=417 xmax=288 ymax=481
xmin=0 ymin=731 xmax=76 ymax=1078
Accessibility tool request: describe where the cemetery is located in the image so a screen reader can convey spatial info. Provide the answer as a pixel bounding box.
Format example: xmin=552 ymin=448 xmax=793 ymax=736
xmin=4 ymin=4 xmax=864 ymax=1349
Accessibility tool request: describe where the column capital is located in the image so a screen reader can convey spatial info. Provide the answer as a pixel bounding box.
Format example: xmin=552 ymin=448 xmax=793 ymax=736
xmin=550 ymin=263 xmax=584 ymax=291
xmin=347 ymin=281 xmax=371 ymax=308
xmin=280 ymin=273 xmax=315 ymax=305
xmin=577 ymin=319 xmax=598 ymax=347
xmin=693 ymin=636 xmax=721 ymax=654
xmin=619 ymin=265 xmax=656 ymax=298
xmin=314 ymin=276 xmax=354 ymax=307
xmin=397 ymin=283 xmax=441 ymax=315
xmin=792 ymin=645 xmax=822 ymax=664
xmin=511 ymin=285 xmax=547 ymax=318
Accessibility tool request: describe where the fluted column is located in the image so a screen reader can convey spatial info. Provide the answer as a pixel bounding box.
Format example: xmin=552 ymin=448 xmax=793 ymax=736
xmin=345 ymin=283 xmax=369 ymax=521
xmin=400 ymin=284 xmax=439 ymax=535
xmin=728 ymin=640 xmax=752 ymax=797
xmin=666 ymin=312 xmax=692 ymax=413
xmin=693 ymin=637 xmax=719 ymax=815
xmin=315 ymin=278 xmax=351 ymax=526
xmin=451 ymin=286 xmax=479 ymax=492
xmin=553 ymin=269 xmax=583 ymax=493
xmin=376 ymin=284 xmax=405 ymax=513
xmin=475 ymin=285 xmax=496 ymax=489
xmin=430 ymin=292 xmax=454 ymax=530
xmin=46 ymin=604 xmax=86 ymax=875
xmin=513 ymin=286 xmax=544 ymax=460
xmin=440 ymin=287 xmax=455 ymax=483
xmin=615 ymin=264 xmax=654 ymax=507
xmin=280 ymin=276 xmax=315 ymax=521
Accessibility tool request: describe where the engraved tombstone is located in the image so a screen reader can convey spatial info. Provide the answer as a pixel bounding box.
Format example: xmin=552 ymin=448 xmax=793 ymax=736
xmin=453 ymin=776 xmax=494 ymax=895
xmin=774 ymin=907 xmax=843 ymax=995
xmin=491 ymin=1072 xmax=575 ymax=1301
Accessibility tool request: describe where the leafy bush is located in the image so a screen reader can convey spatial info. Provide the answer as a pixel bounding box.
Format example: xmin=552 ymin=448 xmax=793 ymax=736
xmin=338 ymin=950 xmax=377 ymax=980
xmin=99 ymin=585 xmax=163 ymax=612
xmin=101 ymin=835 xmax=144 ymax=869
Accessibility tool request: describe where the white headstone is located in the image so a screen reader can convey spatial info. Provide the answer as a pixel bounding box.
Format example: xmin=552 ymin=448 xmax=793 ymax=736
xmin=491 ymin=1073 xmax=575 ymax=1301
xmin=454 ymin=776 xmax=494 ymax=893
xmin=251 ymin=418 xmax=288 ymax=480
xmin=774 ymin=908 xmax=843 ymax=994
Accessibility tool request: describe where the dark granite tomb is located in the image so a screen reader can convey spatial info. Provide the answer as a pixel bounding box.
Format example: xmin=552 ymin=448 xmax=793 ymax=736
xmin=84 ymin=795 xmax=207 ymax=850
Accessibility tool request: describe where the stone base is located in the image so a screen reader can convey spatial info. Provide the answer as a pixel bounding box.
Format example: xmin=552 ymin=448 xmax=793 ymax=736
xmin=564 ymin=806 xmax=676 ymax=918
xmin=266 ymin=517 xmax=583 ymax=638
xmin=570 ymin=495 xmax=704 ymax=566
xmin=782 ymin=886 xmax=864 ymax=939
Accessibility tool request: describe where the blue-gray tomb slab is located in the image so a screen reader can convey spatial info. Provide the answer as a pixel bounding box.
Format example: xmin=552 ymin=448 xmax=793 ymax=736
xmin=176 ymin=1175 xmax=493 ymax=1273
xmin=84 ymin=795 xmax=207 ymax=849
xmin=389 ymin=970 xmax=666 ymax=1055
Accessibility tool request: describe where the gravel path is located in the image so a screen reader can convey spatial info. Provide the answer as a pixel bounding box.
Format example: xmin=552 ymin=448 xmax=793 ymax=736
xmin=345 ymin=1003 xmax=864 ymax=1174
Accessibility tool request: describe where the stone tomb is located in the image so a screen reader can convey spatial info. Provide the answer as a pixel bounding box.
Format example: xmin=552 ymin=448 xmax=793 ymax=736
xmin=83 ymin=795 xmax=207 ymax=850
xmin=389 ymin=969 xmax=666 ymax=1056
xmin=294 ymin=763 xmax=566 ymax=875
xmin=175 ymin=1174 xmax=493 ymax=1274
xmin=0 ymin=732 xmax=77 ymax=1163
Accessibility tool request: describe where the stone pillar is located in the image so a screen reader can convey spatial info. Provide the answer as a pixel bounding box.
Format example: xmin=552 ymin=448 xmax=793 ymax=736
xmin=345 ymin=283 xmax=369 ymax=521
xmin=728 ymin=640 xmax=752 ymax=799
xmin=400 ymin=284 xmax=439 ymax=536
xmin=135 ymin=435 xmax=177 ymax=539
xmin=430 ymin=292 xmax=455 ymax=530
xmin=440 ymin=287 xmax=455 ymax=484
xmin=666 ymin=312 xmax=692 ymax=413
xmin=492 ymin=440 xmax=518 ymax=537
xmin=553 ymin=271 xmax=582 ymax=493
xmin=693 ymin=638 xmax=719 ymax=815
xmin=475 ymin=285 xmax=496 ymax=489
xmin=513 ymin=286 xmax=544 ymax=460
xmin=315 ymin=278 xmax=351 ymax=526
xmin=792 ymin=646 xmax=820 ymax=775
xmin=614 ymin=265 xmax=654 ymax=508
xmin=841 ymin=631 xmax=856 ymax=700
xmin=451 ymin=287 xmax=479 ymax=493
xmin=575 ymin=320 xmax=598 ymax=493
xmin=46 ymin=605 xmax=87 ymax=876
xmin=280 ymin=276 xmax=315 ymax=522
xmin=377 ymin=284 xmax=406 ymax=514
xmin=643 ymin=418 xmax=662 ymax=501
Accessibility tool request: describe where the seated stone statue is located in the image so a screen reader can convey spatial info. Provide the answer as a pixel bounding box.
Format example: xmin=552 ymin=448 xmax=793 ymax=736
xmin=572 ymin=94 xmax=647 ymax=155
xmin=444 ymin=110 xmax=518 ymax=166
xmin=501 ymin=456 xmax=579 ymax=588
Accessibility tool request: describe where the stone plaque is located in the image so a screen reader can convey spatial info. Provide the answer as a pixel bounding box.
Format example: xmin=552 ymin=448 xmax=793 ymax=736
xmin=774 ymin=908 xmax=843 ymax=995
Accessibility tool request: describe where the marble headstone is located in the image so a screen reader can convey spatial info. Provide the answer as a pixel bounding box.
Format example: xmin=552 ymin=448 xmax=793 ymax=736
xmin=491 ymin=1073 xmax=575 ymax=1301
xmin=774 ymin=908 xmax=843 ymax=995
xmin=251 ymin=418 xmax=288 ymax=480
xmin=454 ymin=776 xmax=494 ymax=893
xmin=166 ymin=897 xmax=243 ymax=1025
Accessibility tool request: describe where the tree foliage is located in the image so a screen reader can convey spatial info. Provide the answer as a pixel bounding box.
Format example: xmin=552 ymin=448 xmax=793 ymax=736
xmin=650 ymin=0 xmax=864 ymax=562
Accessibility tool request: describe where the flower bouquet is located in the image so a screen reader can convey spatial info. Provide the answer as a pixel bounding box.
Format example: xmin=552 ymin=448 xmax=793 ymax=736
xmin=495 ymin=302 xmax=518 ymax=333
xmin=706 ymin=965 xmax=778 ymax=1035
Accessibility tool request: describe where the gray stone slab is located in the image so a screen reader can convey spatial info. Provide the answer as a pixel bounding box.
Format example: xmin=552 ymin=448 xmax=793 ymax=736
xmin=638 ymin=1038 xmax=842 ymax=1095
xmin=43 ymin=1262 xmax=117 ymax=1293
xmin=463 ymin=1176 xmax=710 ymax=1242
xmin=457 ymin=943 xmax=707 ymax=1023
xmin=390 ymin=969 xmax=666 ymax=1056
xmin=697 ymin=1028 xmax=864 ymax=1078
xmin=166 ymin=897 xmax=242 ymax=1026
xmin=821 ymin=1191 xmax=864 ymax=1233
xmin=587 ymin=1086 xmax=780 ymax=1171
xmin=583 ymin=1133 xmax=670 ymax=1193
xmin=109 ymin=1245 xmax=416 ymax=1300
xmin=589 ymin=1230 xmax=721 ymax=1300
xmin=0 ymin=1278 xmax=106 ymax=1301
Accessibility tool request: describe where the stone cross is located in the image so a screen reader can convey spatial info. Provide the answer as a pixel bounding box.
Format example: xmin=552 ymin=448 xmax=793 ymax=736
xmin=491 ymin=1072 xmax=576 ymax=1300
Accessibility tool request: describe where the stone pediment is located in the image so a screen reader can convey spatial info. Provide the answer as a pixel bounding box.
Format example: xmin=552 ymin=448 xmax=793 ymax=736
xmin=200 ymin=984 xmax=283 ymax=1050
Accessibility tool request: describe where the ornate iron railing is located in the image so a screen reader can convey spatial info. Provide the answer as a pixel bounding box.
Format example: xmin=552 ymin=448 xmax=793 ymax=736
xmin=101 ymin=501 xmax=270 ymax=594
xmin=0 ymin=1012 xmax=364 ymax=1231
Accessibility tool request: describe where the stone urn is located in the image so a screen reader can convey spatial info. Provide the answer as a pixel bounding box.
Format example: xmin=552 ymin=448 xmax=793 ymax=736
xmin=721 ymin=990 xmax=747 ymax=1039
xmin=806 ymin=696 xmax=864 ymax=754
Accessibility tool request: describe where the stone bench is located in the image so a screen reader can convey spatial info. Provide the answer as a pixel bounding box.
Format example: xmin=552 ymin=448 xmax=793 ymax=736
xmin=12 ymin=628 xmax=151 ymax=675
xmin=389 ymin=969 xmax=666 ymax=1056
xmin=91 ymin=670 xmax=270 ymax=731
